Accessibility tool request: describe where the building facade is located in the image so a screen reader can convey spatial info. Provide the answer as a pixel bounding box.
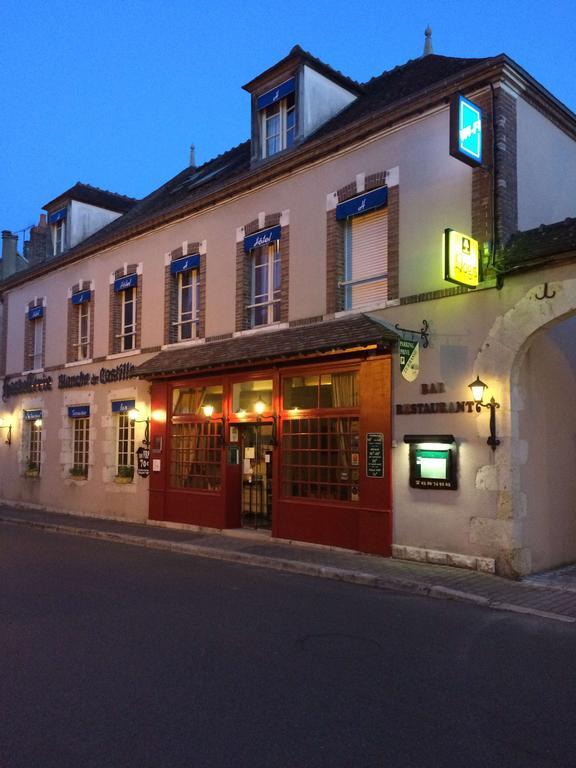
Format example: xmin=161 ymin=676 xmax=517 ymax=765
xmin=1 ymin=46 xmax=576 ymax=576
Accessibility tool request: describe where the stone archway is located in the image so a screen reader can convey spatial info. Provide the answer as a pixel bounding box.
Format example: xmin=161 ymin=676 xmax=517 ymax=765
xmin=472 ymin=277 xmax=576 ymax=576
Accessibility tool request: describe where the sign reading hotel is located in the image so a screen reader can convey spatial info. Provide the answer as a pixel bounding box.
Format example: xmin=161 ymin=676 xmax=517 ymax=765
xmin=444 ymin=229 xmax=480 ymax=287
xmin=449 ymin=94 xmax=483 ymax=167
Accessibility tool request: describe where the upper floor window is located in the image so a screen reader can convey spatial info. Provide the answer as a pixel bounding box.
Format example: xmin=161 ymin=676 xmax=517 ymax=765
xmin=121 ymin=287 xmax=136 ymax=351
xmin=177 ymin=269 xmax=200 ymax=341
xmin=251 ymin=240 xmax=281 ymax=327
xmin=110 ymin=269 xmax=140 ymax=355
xmin=68 ymin=287 xmax=92 ymax=363
xmin=48 ymin=208 xmax=67 ymax=256
xmin=335 ymin=185 xmax=389 ymax=311
xmin=165 ymin=248 xmax=205 ymax=346
xmin=257 ymin=78 xmax=296 ymax=159
xmin=25 ymin=304 xmax=45 ymax=371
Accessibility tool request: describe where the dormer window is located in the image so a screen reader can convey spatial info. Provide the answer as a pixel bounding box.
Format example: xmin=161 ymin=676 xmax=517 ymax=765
xmin=257 ymin=78 xmax=296 ymax=159
xmin=48 ymin=208 xmax=67 ymax=256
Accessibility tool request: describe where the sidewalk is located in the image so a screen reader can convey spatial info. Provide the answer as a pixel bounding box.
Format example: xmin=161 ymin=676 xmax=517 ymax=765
xmin=2 ymin=502 xmax=576 ymax=625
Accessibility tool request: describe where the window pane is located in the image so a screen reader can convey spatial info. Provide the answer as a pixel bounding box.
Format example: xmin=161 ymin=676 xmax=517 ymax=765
xmin=172 ymin=385 xmax=223 ymax=415
xmin=232 ymin=380 xmax=273 ymax=413
xmin=281 ymin=416 xmax=360 ymax=502
xmin=169 ymin=421 xmax=222 ymax=491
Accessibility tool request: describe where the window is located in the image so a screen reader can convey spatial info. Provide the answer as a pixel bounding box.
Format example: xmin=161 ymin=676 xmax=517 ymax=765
xmin=250 ymin=241 xmax=281 ymax=327
xmin=25 ymin=417 xmax=42 ymax=473
xmin=170 ymin=384 xmax=223 ymax=491
xmin=262 ymin=91 xmax=295 ymax=158
xmin=53 ymin=219 xmax=65 ymax=256
xmin=32 ymin=316 xmax=43 ymax=370
xmin=77 ymin=301 xmax=91 ymax=360
xmin=283 ymin=372 xmax=359 ymax=410
xmin=282 ymin=417 xmax=360 ymax=502
xmin=121 ymin=286 xmax=136 ymax=351
xmin=117 ymin=413 xmax=135 ymax=475
xmin=344 ymin=207 xmax=388 ymax=310
xmin=176 ymin=268 xmax=200 ymax=341
xmin=72 ymin=418 xmax=90 ymax=476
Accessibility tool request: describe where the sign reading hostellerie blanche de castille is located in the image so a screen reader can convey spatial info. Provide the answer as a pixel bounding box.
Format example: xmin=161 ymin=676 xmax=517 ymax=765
xmin=58 ymin=363 xmax=135 ymax=389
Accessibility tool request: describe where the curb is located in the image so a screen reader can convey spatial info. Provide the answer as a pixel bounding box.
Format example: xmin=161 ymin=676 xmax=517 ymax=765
xmin=2 ymin=515 xmax=575 ymax=625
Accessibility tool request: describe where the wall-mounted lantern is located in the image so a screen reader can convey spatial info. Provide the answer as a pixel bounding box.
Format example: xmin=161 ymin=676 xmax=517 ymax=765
xmin=468 ymin=376 xmax=500 ymax=451
xmin=0 ymin=417 xmax=12 ymax=445
xmin=128 ymin=408 xmax=150 ymax=446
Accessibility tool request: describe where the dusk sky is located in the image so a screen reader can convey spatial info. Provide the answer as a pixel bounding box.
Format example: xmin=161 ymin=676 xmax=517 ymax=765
xmin=2 ymin=0 xmax=575 ymax=245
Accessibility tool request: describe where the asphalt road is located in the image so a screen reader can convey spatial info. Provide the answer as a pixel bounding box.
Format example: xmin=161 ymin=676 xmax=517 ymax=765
xmin=1 ymin=525 xmax=575 ymax=768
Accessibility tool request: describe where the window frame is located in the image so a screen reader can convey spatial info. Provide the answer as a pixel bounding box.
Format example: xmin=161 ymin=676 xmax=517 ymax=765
xmin=27 ymin=420 xmax=42 ymax=471
xmin=72 ymin=417 xmax=90 ymax=476
xmin=77 ymin=300 xmax=91 ymax=360
xmin=261 ymin=91 xmax=296 ymax=158
xmin=32 ymin=316 xmax=43 ymax=370
xmin=121 ymin=286 xmax=136 ymax=351
xmin=116 ymin=412 xmax=135 ymax=475
xmin=248 ymin=240 xmax=281 ymax=327
xmin=175 ymin=268 xmax=200 ymax=342
xmin=53 ymin=219 xmax=65 ymax=256
xmin=343 ymin=206 xmax=389 ymax=311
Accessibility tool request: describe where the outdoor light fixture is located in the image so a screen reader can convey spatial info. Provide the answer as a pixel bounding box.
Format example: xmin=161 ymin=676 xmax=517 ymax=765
xmin=253 ymin=397 xmax=277 ymax=446
xmin=0 ymin=417 xmax=12 ymax=445
xmin=202 ymin=403 xmax=226 ymax=446
xmin=235 ymin=408 xmax=247 ymax=419
xmin=33 ymin=418 xmax=43 ymax=428
xmin=468 ymin=376 xmax=500 ymax=451
xmin=128 ymin=408 xmax=150 ymax=446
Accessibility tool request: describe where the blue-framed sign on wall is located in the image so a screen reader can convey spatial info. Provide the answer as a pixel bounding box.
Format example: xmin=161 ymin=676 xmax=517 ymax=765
xmin=68 ymin=405 xmax=90 ymax=418
xmin=449 ymin=94 xmax=483 ymax=168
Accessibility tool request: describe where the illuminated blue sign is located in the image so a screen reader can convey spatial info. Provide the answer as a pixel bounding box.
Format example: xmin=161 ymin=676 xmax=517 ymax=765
xmin=449 ymin=94 xmax=483 ymax=168
xmin=111 ymin=399 xmax=135 ymax=413
xmin=28 ymin=306 xmax=44 ymax=320
xmin=257 ymin=78 xmax=296 ymax=111
xmin=71 ymin=289 xmax=91 ymax=305
xmin=335 ymin=186 xmax=388 ymax=221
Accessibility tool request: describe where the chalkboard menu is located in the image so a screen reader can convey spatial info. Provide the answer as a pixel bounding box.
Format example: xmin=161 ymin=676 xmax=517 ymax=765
xmin=366 ymin=432 xmax=384 ymax=478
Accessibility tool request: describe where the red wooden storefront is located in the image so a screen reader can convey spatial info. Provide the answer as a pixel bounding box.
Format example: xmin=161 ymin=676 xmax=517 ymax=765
xmin=146 ymin=351 xmax=392 ymax=556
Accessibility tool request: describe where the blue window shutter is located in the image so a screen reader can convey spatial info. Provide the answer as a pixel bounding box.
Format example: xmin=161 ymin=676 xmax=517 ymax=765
xmin=336 ymin=186 xmax=388 ymax=221
xmin=170 ymin=254 xmax=200 ymax=275
xmin=68 ymin=405 xmax=90 ymax=418
xmin=257 ymin=78 xmax=296 ymax=111
xmin=243 ymin=225 xmax=281 ymax=252
xmin=114 ymin=273 xmax=138 ymax=292
xmin=28 ymin=306 xmax=44 ymax=320
xmin=71 ymin=289 xmax=92 ymax=305
xmin=111 ymin=400 xmax=136 ymax=414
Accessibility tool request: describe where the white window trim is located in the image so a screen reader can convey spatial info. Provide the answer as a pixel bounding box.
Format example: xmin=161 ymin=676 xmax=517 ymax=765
xmin=175 ymin=269 xmax=200 ymax=342
xmin=261 ymin=95 xmax=295 ymax=158
xmin=249 ymin=241 xmax=281 ymax=327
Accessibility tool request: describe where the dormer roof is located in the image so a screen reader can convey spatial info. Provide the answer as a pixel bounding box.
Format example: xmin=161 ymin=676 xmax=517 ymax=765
xmin=43 ymin=182 xmax=138 ymax=214
xmin=242 ymin=44 xmax=363 ymax=97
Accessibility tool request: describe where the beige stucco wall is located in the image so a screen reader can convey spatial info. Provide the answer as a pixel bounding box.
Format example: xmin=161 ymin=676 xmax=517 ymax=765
xmin=517 ymin=96 xmax=576 ymax=230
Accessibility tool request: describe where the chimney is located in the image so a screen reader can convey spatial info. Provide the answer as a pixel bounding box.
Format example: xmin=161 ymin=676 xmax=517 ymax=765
xmin=27 ymin=214 xmax=49 ymax=267
xmin=189 ymin=144 xmax=196 ymax=168
xmin=1 ymin=230 xmax=19 ymax=280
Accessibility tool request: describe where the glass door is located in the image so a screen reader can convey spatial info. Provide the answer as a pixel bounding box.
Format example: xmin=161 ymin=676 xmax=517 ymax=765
xmin=239 ymin=423 xmax=274 ymax=529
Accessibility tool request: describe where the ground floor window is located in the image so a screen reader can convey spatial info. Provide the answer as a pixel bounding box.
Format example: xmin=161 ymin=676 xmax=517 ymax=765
xmin=169 ymin=421 xmax=222 ymax=491
xmin=117 ymin=413 xmax=135 ymax=477
xmin=281 ymin=416 xmax=360 ymax=502
xmin=72 ymin=418 xmax=90 ymax=477
xmin=26 ymin=419 xmax=42 ymax=472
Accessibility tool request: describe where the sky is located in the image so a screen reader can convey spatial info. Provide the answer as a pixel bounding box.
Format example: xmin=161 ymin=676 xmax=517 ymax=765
xmin=1 ymin=0 xmax=575 ymax=247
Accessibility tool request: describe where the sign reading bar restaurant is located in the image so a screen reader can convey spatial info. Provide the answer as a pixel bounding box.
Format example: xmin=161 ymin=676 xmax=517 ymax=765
xmin=444 ymin=229 xmax=480 ymax=287
xmin=449 ymin=93 xmax=483 ymax=167
xmin=58 ymin=363 xmax=135 ymax=389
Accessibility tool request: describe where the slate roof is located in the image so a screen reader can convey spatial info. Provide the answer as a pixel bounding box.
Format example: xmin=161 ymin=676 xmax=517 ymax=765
xmin=135 ymin=314 xmax=398 ymax=378
xmin=43 ymin=182 xmax=138 ymax=214
xmin=504 ymin=218 xmax=576 ymax=271
xmin=68 ymin=53 xmax=493 ymax=257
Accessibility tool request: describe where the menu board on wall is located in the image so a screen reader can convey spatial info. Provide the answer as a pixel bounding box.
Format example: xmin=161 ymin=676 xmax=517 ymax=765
xmin=366 ymin=432 xmax=384 ymax=478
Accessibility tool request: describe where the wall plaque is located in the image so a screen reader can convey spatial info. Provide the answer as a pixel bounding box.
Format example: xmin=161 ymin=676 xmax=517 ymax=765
xmin=366 ymin=432 xmax=384 ymax=478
